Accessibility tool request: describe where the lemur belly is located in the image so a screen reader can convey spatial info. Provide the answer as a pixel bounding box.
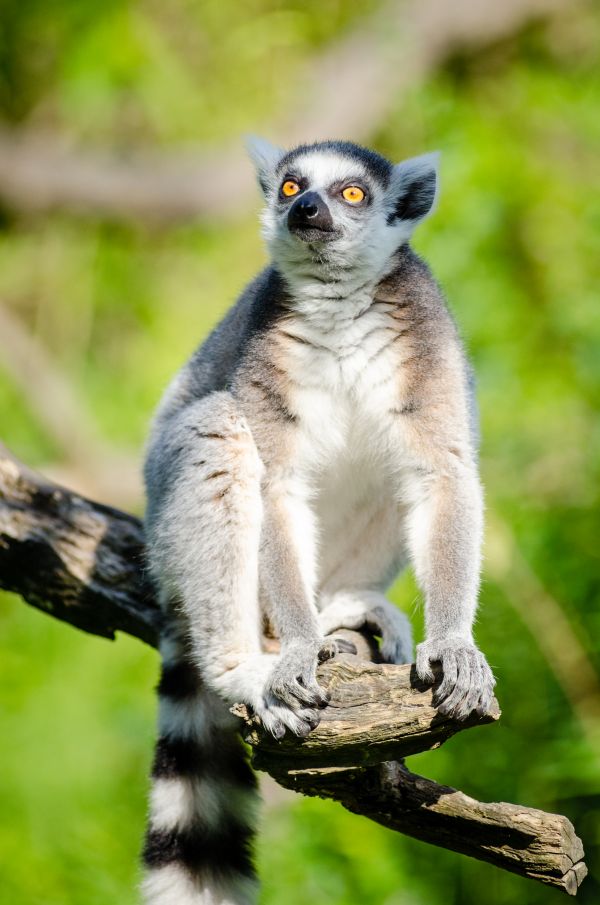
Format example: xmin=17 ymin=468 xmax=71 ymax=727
xmin=280 ymin=300 xmax=409 ymax=592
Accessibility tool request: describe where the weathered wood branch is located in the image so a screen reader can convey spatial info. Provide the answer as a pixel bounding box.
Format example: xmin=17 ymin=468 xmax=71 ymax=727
xmin=0 ymin=442 xmax=160 ymax=646
xmin=0 ymin=443 xmax=587 ymax=894
xmin=263 ymin=760 xmax=588 ymax=896
xmin=237 ymin=658 xmax=500 ymax=768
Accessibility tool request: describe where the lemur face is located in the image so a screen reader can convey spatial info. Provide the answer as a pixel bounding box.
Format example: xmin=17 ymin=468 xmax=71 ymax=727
xmin=247 ymin=138 xmax=439 ymax=279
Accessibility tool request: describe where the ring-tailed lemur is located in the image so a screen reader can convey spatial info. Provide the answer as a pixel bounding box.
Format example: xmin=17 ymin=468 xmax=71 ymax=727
xmin=142 ymin=138 xmax=495 ymax=904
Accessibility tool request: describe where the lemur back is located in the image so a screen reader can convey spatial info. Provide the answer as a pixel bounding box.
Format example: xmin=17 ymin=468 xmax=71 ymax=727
xmin=142 ymin=139 xmax=495 ymax=905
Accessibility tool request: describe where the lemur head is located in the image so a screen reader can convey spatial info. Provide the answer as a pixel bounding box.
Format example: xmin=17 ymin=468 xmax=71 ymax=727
xmin=247 ymin=137 xmax=439 ymax=283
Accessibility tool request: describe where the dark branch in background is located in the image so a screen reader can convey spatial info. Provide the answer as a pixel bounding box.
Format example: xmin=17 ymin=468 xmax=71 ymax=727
xmin=0 ymin=444 xmax=587 ymax=895
xmin=0 ymin=443 xmax=159 ymax=645
xmin=0 ymin=0 xmax=572 ymax=225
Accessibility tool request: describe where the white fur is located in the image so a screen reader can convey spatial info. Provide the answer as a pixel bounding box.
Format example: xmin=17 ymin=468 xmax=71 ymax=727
xmin=141 ymin=865 xmax=257 ymax=905
xmin=149 ymin=776 xmax=257 ymax=834
xmin=252 ymin=148 xmax=442 ymax=604
xmin=275 ymin=295 xmax=423 ymax=598
xmin=245 ymin=135 xmax=285 ymax=195
xmin=260 ymin=148 xmax=432 ymax=306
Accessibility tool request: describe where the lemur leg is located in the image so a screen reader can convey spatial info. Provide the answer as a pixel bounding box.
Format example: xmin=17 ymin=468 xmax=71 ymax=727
xmin=317 ymin=497 xmax=413 ymax=664
xmin=146 ymin=392 xmax=324 ymax=739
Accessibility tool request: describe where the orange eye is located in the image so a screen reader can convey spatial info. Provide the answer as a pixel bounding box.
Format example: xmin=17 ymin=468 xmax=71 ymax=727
xmin=342 ymin=185 xmax=365 ymax=204
xmin=282 ymin=180 xmax=300 ymax=197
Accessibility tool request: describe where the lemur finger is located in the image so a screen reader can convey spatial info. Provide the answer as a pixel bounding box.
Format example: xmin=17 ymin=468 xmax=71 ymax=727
xmin=476 ymin=659 xmax=496 ymax=716
xmin=279 ymin=706 xmax=320 ymax=737
xmin=275 ymin=678 xmax=325 ymax=708
xmin=296 ymin=708 xmax=321 ymax=732
xmin=269 ymin=679 xmax=302 ymax=708
xmin=297 ymin=677 xmax=330 ymax=708
xmin=258 ymin=700 xmax=320 ymax=738
xmin=415 ymin=644 xmax=436 ymax=684
xmin=462 ymin=654 xmax=483 ymax=717
xmin=432 ymin=649 xmax=457 ymax=705
xmin=259 ymin=711 xmax=286 ymax=740
xmin=436 ymin=650 xmax=471 ymax=717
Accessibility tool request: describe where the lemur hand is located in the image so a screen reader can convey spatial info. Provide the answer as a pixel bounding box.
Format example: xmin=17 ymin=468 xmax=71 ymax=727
xmin=261 ymin=637 xmax=353 ymax=739
xmin=268 ymin=636 xmax=353 ymax=706
xmin=416 ymin=636 xmax=495 ymax=720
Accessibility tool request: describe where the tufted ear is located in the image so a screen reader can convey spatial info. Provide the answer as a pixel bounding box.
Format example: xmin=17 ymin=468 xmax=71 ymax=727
xmin=245 ymin=135 xmax=286 ymax=197
xmin=388 ymin=152 xmax=440 ymax=226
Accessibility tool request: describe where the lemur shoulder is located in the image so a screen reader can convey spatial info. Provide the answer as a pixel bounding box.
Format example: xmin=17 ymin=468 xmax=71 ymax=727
xmin=141 ymin=138 xmax=495 ymax=905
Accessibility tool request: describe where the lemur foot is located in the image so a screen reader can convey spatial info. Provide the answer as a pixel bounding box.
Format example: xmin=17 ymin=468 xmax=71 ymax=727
xmin=416 ymin=637 xmax=496 ymax=720
xmin=318 ymin=592 xmax=413 ymax=665
xmin=318 ymin=636 xmax=358 ymax=660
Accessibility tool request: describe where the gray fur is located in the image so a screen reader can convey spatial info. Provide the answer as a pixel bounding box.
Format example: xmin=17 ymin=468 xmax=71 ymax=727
xmin=142 ymin=138 xmax=495 ymax=904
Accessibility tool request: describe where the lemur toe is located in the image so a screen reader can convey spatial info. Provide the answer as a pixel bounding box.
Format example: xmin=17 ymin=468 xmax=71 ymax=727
xmin=380 ymin=640 xmax=411 ymax=665
xmin=318 ymin=636 xmax=357 ymax=662
xmin=317 ymin=640 xmax=337 ymax=663
xmin=331 ymin=637 xmax=358 ymax=656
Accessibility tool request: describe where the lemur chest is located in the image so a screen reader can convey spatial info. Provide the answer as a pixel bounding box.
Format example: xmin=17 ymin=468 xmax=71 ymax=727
xmin=281 ymin=305 xmax=404 ymax=476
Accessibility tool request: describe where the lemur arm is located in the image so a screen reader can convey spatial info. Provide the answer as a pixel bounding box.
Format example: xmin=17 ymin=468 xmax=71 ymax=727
xmin=145 ymin=392 xmax=332 ymax=738
xmin=260 ymin=482 xmax=321 ymax=645
xmin=398 ymin=364 xmax=495 ymax=719
xmin=408 ymin=452 xmax=494 ymax=718
xmin=258 ymin=476 xmax=352 ymax=696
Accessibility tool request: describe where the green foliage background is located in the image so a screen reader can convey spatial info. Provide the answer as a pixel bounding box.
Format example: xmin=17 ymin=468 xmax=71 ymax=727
xmin=0 ymin=2 xmax=599 ymax=903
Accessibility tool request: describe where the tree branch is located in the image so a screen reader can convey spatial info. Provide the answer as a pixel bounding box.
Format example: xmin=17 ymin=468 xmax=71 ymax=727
xmin=0 ymin=442 xmax=159 ymax=645
xmin=236 ymin=658 xmax=500 ymax=768
xmin=0 ymin=443 xmax=587 ymax=894
xmin=265 ymin=760 xmax=588 ymax=896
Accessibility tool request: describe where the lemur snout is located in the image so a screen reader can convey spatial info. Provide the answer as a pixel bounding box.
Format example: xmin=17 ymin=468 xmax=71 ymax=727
xmin=288 ymin=191 xmax=335 ymax=237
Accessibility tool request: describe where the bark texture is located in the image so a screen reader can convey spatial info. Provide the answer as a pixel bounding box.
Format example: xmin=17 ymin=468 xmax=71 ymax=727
xmin=265 ymin=761 xmax=587 ymax=896
xmin=0 ymin=443 xmax=160 ymax=645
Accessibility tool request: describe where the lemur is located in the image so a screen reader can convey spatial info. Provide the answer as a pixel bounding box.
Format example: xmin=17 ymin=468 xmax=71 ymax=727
xmin=142 ymin=137 xmax=495 ymax=905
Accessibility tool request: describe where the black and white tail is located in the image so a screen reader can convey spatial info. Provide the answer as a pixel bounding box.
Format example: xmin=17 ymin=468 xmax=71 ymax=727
xmin=141 ymin=627 xmax=259 ymax=905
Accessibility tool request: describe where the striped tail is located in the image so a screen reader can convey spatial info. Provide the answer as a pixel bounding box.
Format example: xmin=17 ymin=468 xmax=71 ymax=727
xmin=141 ymin=628 xmax=259 ymax=905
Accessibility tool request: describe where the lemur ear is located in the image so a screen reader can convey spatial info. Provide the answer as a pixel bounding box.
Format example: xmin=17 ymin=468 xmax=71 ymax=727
xmin=388 ymin=152 xmax=440 ymax=226
xmin=245 ymin=135 xmax=286 ymax=196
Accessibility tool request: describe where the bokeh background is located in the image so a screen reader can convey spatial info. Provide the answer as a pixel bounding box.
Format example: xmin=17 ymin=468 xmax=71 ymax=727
xmin=0 ymin=1 xmax=599 ymax=903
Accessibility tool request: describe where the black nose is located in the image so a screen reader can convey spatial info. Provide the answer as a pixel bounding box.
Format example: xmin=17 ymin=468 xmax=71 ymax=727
xmin=288 ymin=191 xmax=334 ymax=233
